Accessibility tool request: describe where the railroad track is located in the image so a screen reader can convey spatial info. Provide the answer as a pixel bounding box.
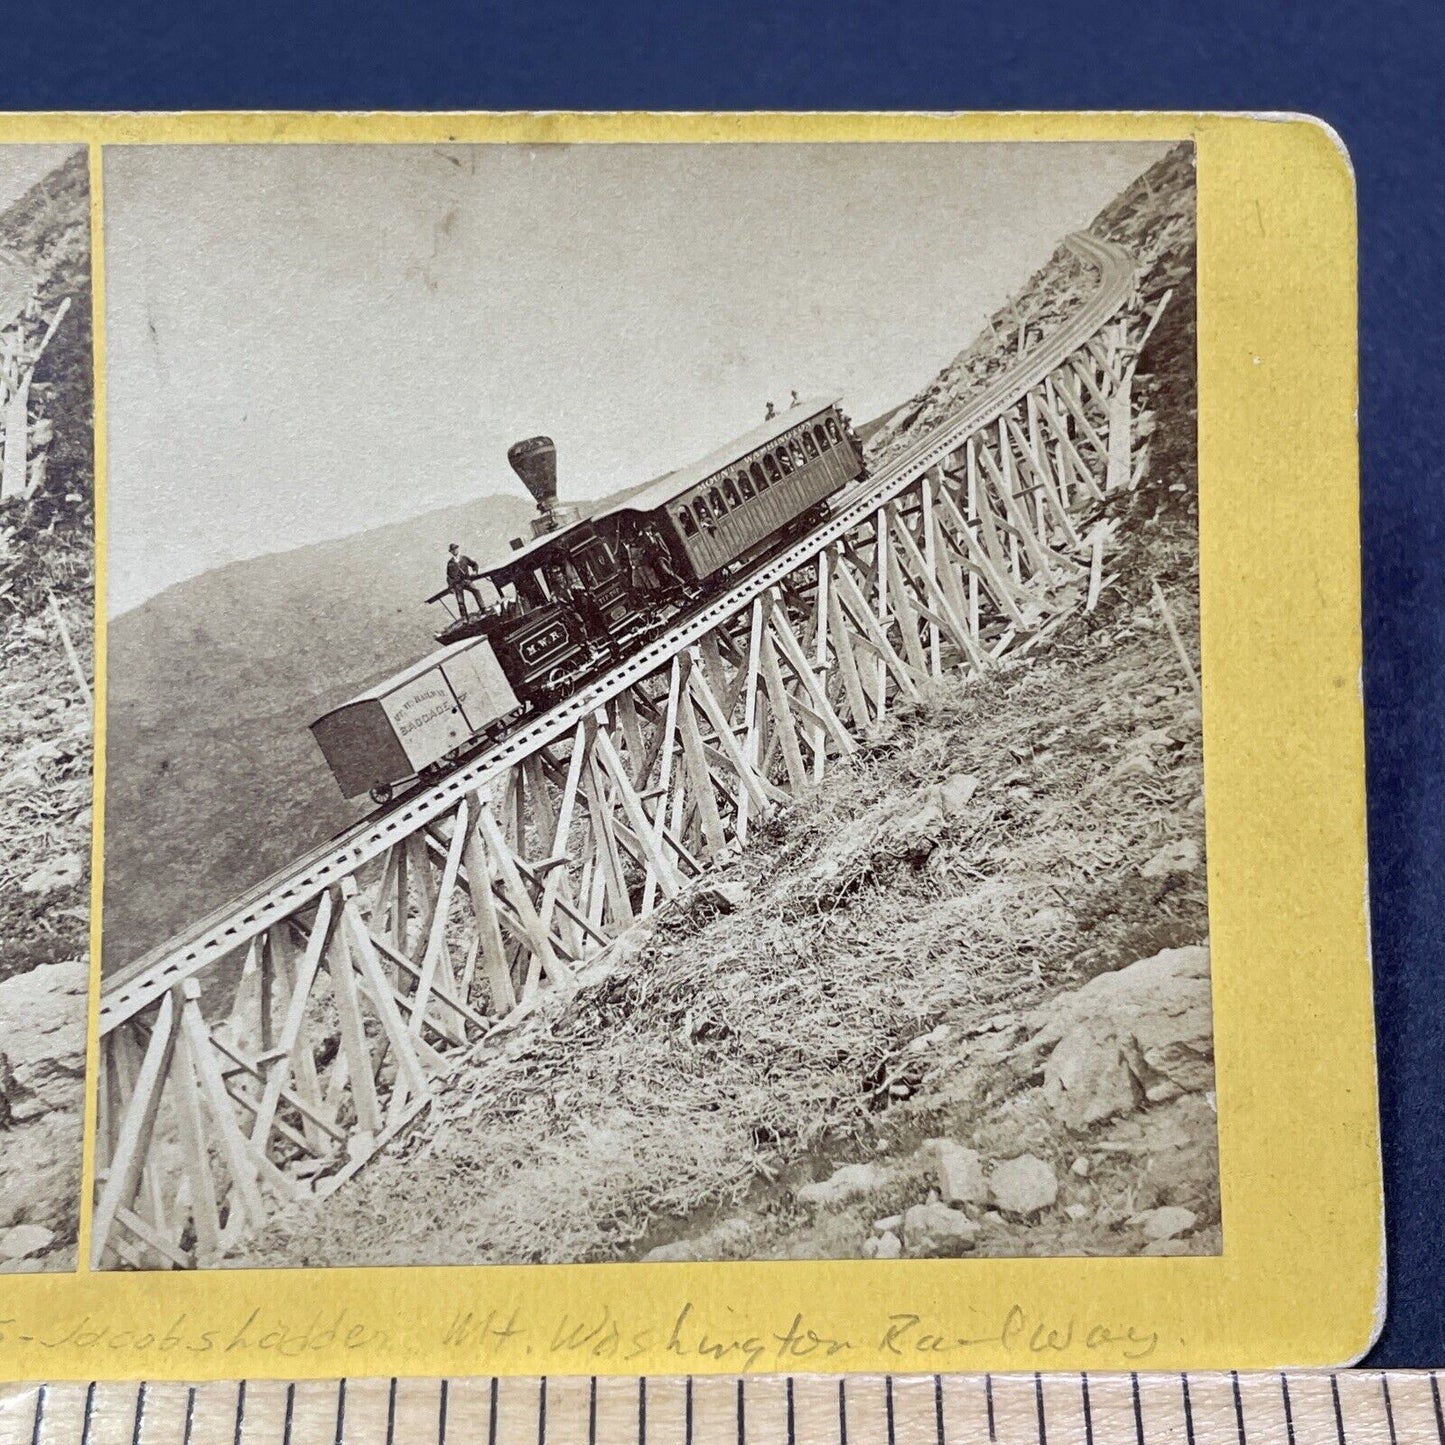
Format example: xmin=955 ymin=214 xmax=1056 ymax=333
xmin=99 ymin=231 xmax=1136 ymax=1033
xmin=92 ymin=228 xmax=1160 ymax=1269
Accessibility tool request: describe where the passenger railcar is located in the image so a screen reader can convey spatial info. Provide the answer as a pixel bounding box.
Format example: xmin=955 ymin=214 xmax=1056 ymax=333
xmin=600 ymin=400 xmax=864 ymax=583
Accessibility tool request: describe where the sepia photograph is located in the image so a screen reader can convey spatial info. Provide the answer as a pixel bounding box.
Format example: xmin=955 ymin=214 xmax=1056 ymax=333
xmin=0 ymin=143 xmax=95 ymax=1274
xmin=94 ymin=138 xmax=1212 ymax=1272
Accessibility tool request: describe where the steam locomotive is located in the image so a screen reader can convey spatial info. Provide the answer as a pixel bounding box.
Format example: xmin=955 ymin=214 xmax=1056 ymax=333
xmin=311 ymin=399 xmax=867 ymax=805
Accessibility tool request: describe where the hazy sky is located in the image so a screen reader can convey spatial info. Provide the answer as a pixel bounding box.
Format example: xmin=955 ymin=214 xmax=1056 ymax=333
xmin=103 ymin=140 xmax=1166 ymax=616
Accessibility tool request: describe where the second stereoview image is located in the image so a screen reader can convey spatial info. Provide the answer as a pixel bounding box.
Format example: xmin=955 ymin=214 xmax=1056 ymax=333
xmin=94 ymin=139 xmax=1212 ymax=1272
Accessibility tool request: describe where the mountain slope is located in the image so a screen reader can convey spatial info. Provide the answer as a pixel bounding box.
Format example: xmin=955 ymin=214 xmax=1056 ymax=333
xmin=101 ymin=492 xmax=535 ymax=968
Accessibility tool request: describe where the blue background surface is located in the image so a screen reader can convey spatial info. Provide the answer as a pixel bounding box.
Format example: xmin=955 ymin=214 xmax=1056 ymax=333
xmin=7 ymin=0 xmax=1443 ymax=1367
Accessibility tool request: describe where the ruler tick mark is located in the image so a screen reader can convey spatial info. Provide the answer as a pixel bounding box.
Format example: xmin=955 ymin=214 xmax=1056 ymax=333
xmin=184 ymin=1385 xmax=196 ymax=1445
xmin=386 ymin=1378 xmax=397 ymax=1445
xmin=336 ymin=1377 xmax=347 ymax=1445
xmin=131 ymin=1382 xmax=147 ymax=1445
xmin=1181 ymin=1375 xmax=1196 ymax=1445
xmin=540 ymin=1376 xmax=548 ymax=1445
xmin=236 ymin=1378 xmax=246 ymax=1445
xmin=439 ymin=1378 xmax=450 ymax=1445
xmin=887 ymin=1375 xmax=897 ymax=1445
xmin=1431 ymin=1374 xmax=1445 ymax=1445
xmin=787 ymin=1377 xmax=797 ymax=1445
xmin=493 ymin=1376 xmax=502 ymax=1445
xmin=81 ymin=1380 xmax=95 ymax=1445
xmin=1331 ymin=1374 xmax=1346 ymax=1445
xmin=637 ymin=1378 xmax=644 ymax=1445
xmin=1082 ymin=1374 xmax=1094 ymax=1445
xmin=1036 ymin=1373 xmax=1048 ymax=1445
xmin=737 ymin=1377 xmax=746 ymax=1445
xmin=935 ymin=1375 xmax=946 ymax=1445
xmin=839 ymin=1378 xmax=848 ymax=1445
xmin=986 ymin=1374 xmax=996 ymax=1443
xmin=283 ymin=1382 xmax=295 ymax=1445
xmin=1132 ymin=1373 xmax=1145 ymax=1445
xmin=1281 ymin=1375 xmax=1295 ymax=1445
xmin=1382 ymin=1375 xmax=1398 ymax=1445
xmin=685 ymin=1377 xmax=693 ymax=1445
xmin=1232 ymin=1371 xmax=1245 ymax=1445
xmin=29 ymin=1382 xmax=44 ymax=1445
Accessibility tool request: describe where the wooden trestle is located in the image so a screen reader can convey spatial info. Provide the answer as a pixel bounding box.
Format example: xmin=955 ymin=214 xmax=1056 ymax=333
xmin=91 ymin=232 xmax=1168 ymax=1269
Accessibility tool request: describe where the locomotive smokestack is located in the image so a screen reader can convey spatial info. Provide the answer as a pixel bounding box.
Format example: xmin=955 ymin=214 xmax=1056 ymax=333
xmin=507 ymin=436 xmax=558 ymax=516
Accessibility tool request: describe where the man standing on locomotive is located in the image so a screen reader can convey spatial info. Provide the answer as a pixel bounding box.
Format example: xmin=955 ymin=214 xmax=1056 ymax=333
xmin=446 ymin=542 xmax=487 ymax=617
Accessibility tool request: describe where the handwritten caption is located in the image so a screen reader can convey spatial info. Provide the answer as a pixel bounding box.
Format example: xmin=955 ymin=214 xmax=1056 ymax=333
xmin=0 ymin=1303 xmax=1158 ymax=1367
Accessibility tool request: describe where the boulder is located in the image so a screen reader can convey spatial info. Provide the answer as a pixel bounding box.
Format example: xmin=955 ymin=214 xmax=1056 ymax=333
xmin=0 ymin=1224 xmax=55 ymax=1261
xmin=928 ymin=1139 xmax=987 ymax=1207
xmin=863 ymin=1231 xmax=902 ymax=1260
xmin=795 ymin=1161 xmax=889 ymax=1209
xmin=0 ymin=764 xmax=43 ymax=796
xmin=1040 ymin=1018 xmax=1138 ymax=1130
xmin=0 ymin=959 xmax=89 ymax=1116
xmin=0 ymin=960 xmax=87 ymax=1245
xmin=939 ymin=773 xmax=979 ymax=817
xmin=989 ymin=1155 xmax=1058 ymax=1216
xmin=1140 ymin=1096 xmax=1220 ymax=1211
xmin=19 ymin=853 xmax=84 ymax=895
xmin=902 ymin=1202 xmax=980 ymax=1257
xmin=1140 ymin=839 xmax=1202 ymax=878
xmin=1142 ymin=1238 xmax=1190 ymax=1257
xmin=643 ymin=1240 xmax=699 ymax=1263
xmin=642 ymin=1217 xmax=754 ymax=1263
xmin=1028 ymin=946 xmax=1215 ymax=1128
xmin=1134 ymin=1206 xmax=1197 ymax=1242
xmin=698 ymin=880 xmax=751 ymax=914
xmin=1027 ymin=907 xmax=1067 ymax=931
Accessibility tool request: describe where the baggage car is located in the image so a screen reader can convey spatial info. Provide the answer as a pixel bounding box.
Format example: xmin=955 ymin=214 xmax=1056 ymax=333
xmin=310 ymin=634 xmax=520 ymax=804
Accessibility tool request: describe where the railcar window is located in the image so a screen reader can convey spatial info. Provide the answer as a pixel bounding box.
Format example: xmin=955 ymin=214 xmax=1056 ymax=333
xmin=678 ymin=509 xmax=697 ymax=536
xmin=777 ymin=447 xmax=792 ymax=475
xmin=792 ymin=440 xmax=807 ymax=468
xmin=826 ymin=417 xmax=841 ymax=443
xmin=765 ymin=453 xmax=782 ymax=483
xmin=750 ymin=461 xmax=766 ymax=492
xmin=803 ymin=430 xmax=819 ymax=459
xmin=709 ymin=486 xmax=727 ymax=516
xmin=814 ymin=424 xmax=829 ymax=450
xmin=723 ymin=477 xmax=741 ymax=508
xmin=694 ymin=498 xmax=712 ymax=530
xmin=738 ymin=469 xmax=755 ymax=499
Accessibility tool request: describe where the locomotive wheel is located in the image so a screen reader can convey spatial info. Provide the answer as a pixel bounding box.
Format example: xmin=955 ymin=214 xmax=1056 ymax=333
xmin=370 ymin=781 xmax=394 ymax=806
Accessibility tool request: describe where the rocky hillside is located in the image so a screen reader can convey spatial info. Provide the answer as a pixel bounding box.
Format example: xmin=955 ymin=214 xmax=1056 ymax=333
xmin=244 ymin=145 xmax=1213 ymax=1269
xmin=0 ymin=147 xmax=93 ymax=1274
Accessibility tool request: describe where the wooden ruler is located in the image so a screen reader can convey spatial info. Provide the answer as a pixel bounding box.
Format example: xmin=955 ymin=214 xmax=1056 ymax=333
xmin=0 ymin=1371 xmax=1440 ymax=1445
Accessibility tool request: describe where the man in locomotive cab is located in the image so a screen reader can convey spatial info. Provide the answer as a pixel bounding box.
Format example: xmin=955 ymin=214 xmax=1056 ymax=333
xmin=446 ymin=543 xmax=487 ymax=617
xmin=543 ymin=559 xmax=573 ymax=602
xmin=639 ymin=517 xmax=685 ymax=593
xmin=621 ymin=528 xmax=664 ymax=597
